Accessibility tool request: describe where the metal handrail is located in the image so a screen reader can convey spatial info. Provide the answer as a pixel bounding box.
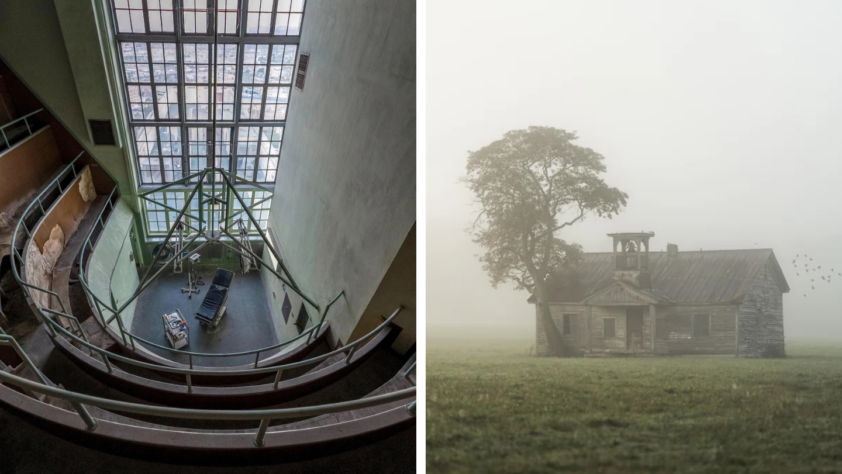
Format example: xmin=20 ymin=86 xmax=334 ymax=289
xmin=39 ymin=306 xmax=403 ymax=393
xmin=0 ymin=108 xmax=43 ymax=149
xmin=9 ymin=161 xmax=351 ymax=375
xmin=0 ymin=365 xmax=415 ymax=442
xmin=10 ymin=152 xmax=84 ymax=312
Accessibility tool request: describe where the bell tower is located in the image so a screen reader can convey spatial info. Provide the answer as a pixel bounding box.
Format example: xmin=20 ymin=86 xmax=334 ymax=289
xmin=608 ymin=232 xmax=655 ymax=288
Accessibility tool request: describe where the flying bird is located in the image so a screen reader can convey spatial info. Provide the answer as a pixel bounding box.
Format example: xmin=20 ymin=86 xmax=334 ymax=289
xmin=819 ymin=266 xmax=822 ymax=269
xmin=822 ymin=276 xmax=825 ymax=281
xmin=797 ymin=273 xmax=799 ymax=276
xmin=811 ymin=258 xmax=813 ymax=261
xmin=812 ymin=286 xmax=815 ymax=289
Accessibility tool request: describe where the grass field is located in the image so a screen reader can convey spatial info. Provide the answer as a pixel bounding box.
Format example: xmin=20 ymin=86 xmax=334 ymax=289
xmin=427 ymin=331 xmax=842 ymax=473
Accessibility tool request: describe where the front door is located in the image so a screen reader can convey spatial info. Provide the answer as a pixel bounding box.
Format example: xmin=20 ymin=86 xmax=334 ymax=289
xmin=626 ymin=307 xmax=644 ymax=350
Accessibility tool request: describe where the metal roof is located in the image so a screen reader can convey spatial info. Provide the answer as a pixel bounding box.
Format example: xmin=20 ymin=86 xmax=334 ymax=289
xmin=537 ymin=249 xmax=789 ymax=304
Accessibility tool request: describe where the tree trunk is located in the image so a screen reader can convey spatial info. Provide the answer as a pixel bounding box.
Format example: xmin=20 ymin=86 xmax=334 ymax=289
xmin=535 ymin=283 xmax=563 ymax=356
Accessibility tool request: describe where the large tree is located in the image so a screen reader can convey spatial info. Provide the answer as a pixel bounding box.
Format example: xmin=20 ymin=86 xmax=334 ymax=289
xmin=465 ymin=126 xmax=628 ymax=356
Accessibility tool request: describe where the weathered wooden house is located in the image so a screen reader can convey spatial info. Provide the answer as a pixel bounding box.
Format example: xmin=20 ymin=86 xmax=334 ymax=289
xmin=530 ymin=232 xmax=789 ymax=358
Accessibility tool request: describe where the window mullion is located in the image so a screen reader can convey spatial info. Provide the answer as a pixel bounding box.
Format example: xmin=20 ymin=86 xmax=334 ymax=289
xmin=234 ymin=38 xmax=246 ymax=124
xmin=268 ymin=0 xmax=279 ymax=36
xmin=142 ymin=0 xmax=151 ymax=34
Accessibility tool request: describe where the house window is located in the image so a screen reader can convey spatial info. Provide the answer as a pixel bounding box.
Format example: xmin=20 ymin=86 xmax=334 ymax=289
xmin=603 ymin=318 xmax=616 ymax=338
xmin=693 ymin=314 xmax=710 ymax=338
xmin=562 ymin=314 xmax=576 ymax=336
xmin=655 ymin=317 xmax=668 ymax=340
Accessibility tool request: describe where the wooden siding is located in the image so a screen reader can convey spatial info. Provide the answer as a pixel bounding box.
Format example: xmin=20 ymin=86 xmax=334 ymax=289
xmin=536 ymin=304 xmax=589 ymax=356
xmin=538 ymin=302 xmax=736 ymax=356
xmin=737 ymin=262 xmax=785 ymax=358
xmin=654 ymin=304 xmax=737 ymax=355
xmin=538 ymin=304 xmax=656 ymax=355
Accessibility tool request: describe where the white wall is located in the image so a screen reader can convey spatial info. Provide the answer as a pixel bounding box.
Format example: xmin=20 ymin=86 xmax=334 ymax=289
xmin=267 ymin=0 xmax=416 ymax=348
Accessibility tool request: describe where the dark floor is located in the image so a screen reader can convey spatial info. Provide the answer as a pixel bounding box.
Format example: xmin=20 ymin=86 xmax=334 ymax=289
xmin=131 ymin=265 xmax=277 ymax=367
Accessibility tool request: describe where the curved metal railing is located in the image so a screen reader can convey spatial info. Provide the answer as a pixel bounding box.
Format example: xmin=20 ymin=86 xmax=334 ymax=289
xmin=0 ymin=162 xmax=415 ymax=447
xmin=40 ymin=305 xmax=405 ymax=392
xmin=8 ymin=163 xmax=407 ymax=394
xmin=9 ymin=152 xmax=84 ymax=317
xmin=0 ymin=365 xmax=415 ymax=446
xmin=0 ymin=108 xmax=44 ymax=150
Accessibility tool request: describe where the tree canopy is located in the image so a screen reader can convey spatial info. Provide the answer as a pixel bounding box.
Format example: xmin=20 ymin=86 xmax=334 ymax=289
xmin=465 ymin=126 xmax=628 ymax=355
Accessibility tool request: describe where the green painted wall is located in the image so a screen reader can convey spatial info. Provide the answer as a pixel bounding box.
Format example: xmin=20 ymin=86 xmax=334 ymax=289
xmin=88 ymin=200 xmax=138 ymax=332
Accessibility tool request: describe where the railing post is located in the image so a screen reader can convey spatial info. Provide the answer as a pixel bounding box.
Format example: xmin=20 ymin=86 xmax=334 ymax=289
xmin=254 ymin=418 xmax=270 ymax=447
xmin=24 ymin=116 xmax=31 ymax=135
xmin=273 ymin=369 xmax=283 ymax=389
xmin=254 ymin=351 xmax=260 ymax=368
xmin=406 ymin=401 xmax=416 ymax=416
xmin=1 ymin=129 xmax=9 ymax=149
xmin=101 ymin=352 xmax=113 ymax=373
xmin=186 ymin=373 xmax=192 ymax=393
xmin=405 ymin=361 xmax=416 ymax=379
xmin=345 ymin=345 xmax=356 ymax=364
xmin=70 ymin=402 xmax=97 ymax=431
xmin=189 ymin=353 xmax=193 ymax=369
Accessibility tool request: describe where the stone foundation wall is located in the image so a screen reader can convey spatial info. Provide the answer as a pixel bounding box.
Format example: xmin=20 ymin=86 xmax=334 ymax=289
xmin=737 ymin=262 xmax=785 ymax=358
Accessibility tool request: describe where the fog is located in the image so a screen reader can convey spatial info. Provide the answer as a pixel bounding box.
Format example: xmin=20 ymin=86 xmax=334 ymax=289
xmin=427 ymin=0 xmax=842 ymax=340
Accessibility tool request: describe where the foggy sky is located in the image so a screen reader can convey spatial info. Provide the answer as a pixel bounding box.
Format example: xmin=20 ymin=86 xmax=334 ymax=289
xmin=428 ymin=0 xmax=842 ymax=340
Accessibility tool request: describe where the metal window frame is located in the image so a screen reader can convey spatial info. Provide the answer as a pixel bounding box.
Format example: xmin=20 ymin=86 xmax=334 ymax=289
xmin=108 ymin=0 xmax=300 ymax=236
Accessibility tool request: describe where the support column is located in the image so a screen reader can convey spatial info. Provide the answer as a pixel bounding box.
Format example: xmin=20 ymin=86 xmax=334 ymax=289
xmin=650 ymin=304 xmax=656 ymax=352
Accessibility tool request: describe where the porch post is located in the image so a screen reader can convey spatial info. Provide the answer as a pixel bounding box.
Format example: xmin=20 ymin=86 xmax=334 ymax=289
xmin=650 ymin=304 xmax=657 ymax=352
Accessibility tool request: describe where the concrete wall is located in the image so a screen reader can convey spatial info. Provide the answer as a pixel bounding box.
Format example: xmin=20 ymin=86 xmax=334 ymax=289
xmin=737 ymin=261 xmax=785 ymax=358
xmin=88 ymin=200 xmax=138 ymax=331
xmin=261 ymin=240 xmax=312 ymax=345
xmin=0 ymin=0 xmax=134 ymax=205
xmin=267 ymin=0 xmax=416 ymax=350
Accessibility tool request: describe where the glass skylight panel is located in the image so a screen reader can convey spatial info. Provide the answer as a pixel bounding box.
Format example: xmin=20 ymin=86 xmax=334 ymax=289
xmin=184 ymin=43 xmax=211 ymax=120
xmin=217 ymin=0 xmax=239 ymax=35
xmin=150 ymin=43 xmax=178 ymax=84
xmin=114 ymin=0 xmax=145 ymax=33
xmin=159 ymin=126 xmax=183 ymax=181
xmin=275 ymin=0 xmax=305 ymax=36
xmin=212 ymin=127 xmax=233 ymax=182
xmin=183 ymin=0 xmax=209 ymax=34
xmin=135 ymin=126 xmax=162 ymax=184
xmin=246 ymin=0 xmax=274 ymax=34
xmin=147 ymin=0 xmax=175 ymax=32
xmin=111 ymin=0 xmax=301 ymax=230
xmin=188 ymin=127 xmax=208 ymax=181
